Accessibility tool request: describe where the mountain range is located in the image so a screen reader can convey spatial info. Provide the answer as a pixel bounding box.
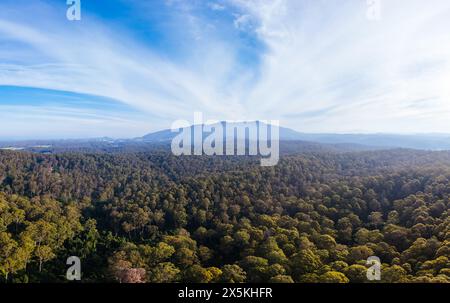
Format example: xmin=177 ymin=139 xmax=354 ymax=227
xmin=2 ymin=121 xmax=450 ymax=152
xmin=140 ymin=121 xmax=450 ymax=151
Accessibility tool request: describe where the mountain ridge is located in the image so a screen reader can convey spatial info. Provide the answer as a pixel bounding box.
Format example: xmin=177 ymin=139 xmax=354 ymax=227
xmin=140 ymin=121 xmax=450 ymax=151
xmin=1 ymin=121 xmax=450 ymax=152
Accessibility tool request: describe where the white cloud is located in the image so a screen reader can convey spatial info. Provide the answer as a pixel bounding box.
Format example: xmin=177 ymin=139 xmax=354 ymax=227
xmin=208 ymin=2 xmax=226 ymax=11
xmin=224 ymin=0 xmax=450 ymax=133
xmin=0 ymin=1 xmax=249 ymax=136
xmin=233 ymin=14 xmax=253 ymax=31
xmin=1 ymin=0 xmax=450 ymax=137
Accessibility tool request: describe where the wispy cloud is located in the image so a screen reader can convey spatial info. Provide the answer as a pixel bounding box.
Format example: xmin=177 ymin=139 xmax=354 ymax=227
xmin=1 ymin=0 xmax=450 ymax=138
xmin=0 ymin=0 xmax=251 ymax=137
xmin=227 ymin=0 xmax=450 ymax=133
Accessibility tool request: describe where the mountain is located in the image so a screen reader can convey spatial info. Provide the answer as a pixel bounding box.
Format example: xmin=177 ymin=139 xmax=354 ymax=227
xmin=2 ymin=122 xmax=450 ymax=153
xmin=141 ymin=121 xmax=309 ymax=142
xmin=141 ymin=121 xmax=450 ymax=151
xmin=289 ymin=133 xmax=450 ymax=150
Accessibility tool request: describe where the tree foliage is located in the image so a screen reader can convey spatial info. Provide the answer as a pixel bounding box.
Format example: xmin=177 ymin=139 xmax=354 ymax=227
xmin=0 ymin=148 xmax=449 ymax=283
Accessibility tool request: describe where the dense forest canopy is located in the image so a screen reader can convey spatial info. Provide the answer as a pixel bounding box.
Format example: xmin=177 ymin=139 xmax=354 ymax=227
xmin=0 ymin=144 xmax=449 ymax=283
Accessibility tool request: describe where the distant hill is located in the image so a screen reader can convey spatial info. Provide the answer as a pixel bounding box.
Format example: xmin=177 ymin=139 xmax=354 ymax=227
xmin=2 ymin=122 xmax=450 ymax=153
xmin=288 ymin=133 xmax=450 ymax=150
xmin=141 ymin=121 xmax=302 ymax=142
xmin=141 ymin=121 xmax=450 ymax=151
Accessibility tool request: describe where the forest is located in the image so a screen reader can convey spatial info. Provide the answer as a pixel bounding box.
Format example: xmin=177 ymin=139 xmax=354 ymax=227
xmin=0 ymin=145 xmax=449 ymax=283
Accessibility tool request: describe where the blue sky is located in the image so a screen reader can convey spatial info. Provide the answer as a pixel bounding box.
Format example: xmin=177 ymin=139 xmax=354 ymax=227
xmin=1 ymin=0 xmax=450 ymax=139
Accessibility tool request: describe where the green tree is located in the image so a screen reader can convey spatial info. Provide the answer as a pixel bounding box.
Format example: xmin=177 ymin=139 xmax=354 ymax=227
xmin=290 ymin=249 xmax=322 ymax=281
xmin=221 ymin=264 xmax=246 ymax=283
xmin=319 ymin=271 xmax=349 ymax=283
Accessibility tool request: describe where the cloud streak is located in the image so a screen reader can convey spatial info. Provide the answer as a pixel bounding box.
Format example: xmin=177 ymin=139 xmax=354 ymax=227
xmin=228 ymin=0 xmax=450 ymax=133
xmin=1 ymin=0 xmax=450 ymax=138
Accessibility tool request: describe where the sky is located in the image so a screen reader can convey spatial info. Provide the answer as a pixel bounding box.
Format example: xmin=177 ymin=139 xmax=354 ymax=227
xmin=0 ymin=0 xmax=450 ymax=139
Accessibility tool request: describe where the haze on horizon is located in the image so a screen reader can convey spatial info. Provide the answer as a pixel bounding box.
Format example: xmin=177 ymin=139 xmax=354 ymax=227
xmin=1 ymin=0 xmax=450 ymax=140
